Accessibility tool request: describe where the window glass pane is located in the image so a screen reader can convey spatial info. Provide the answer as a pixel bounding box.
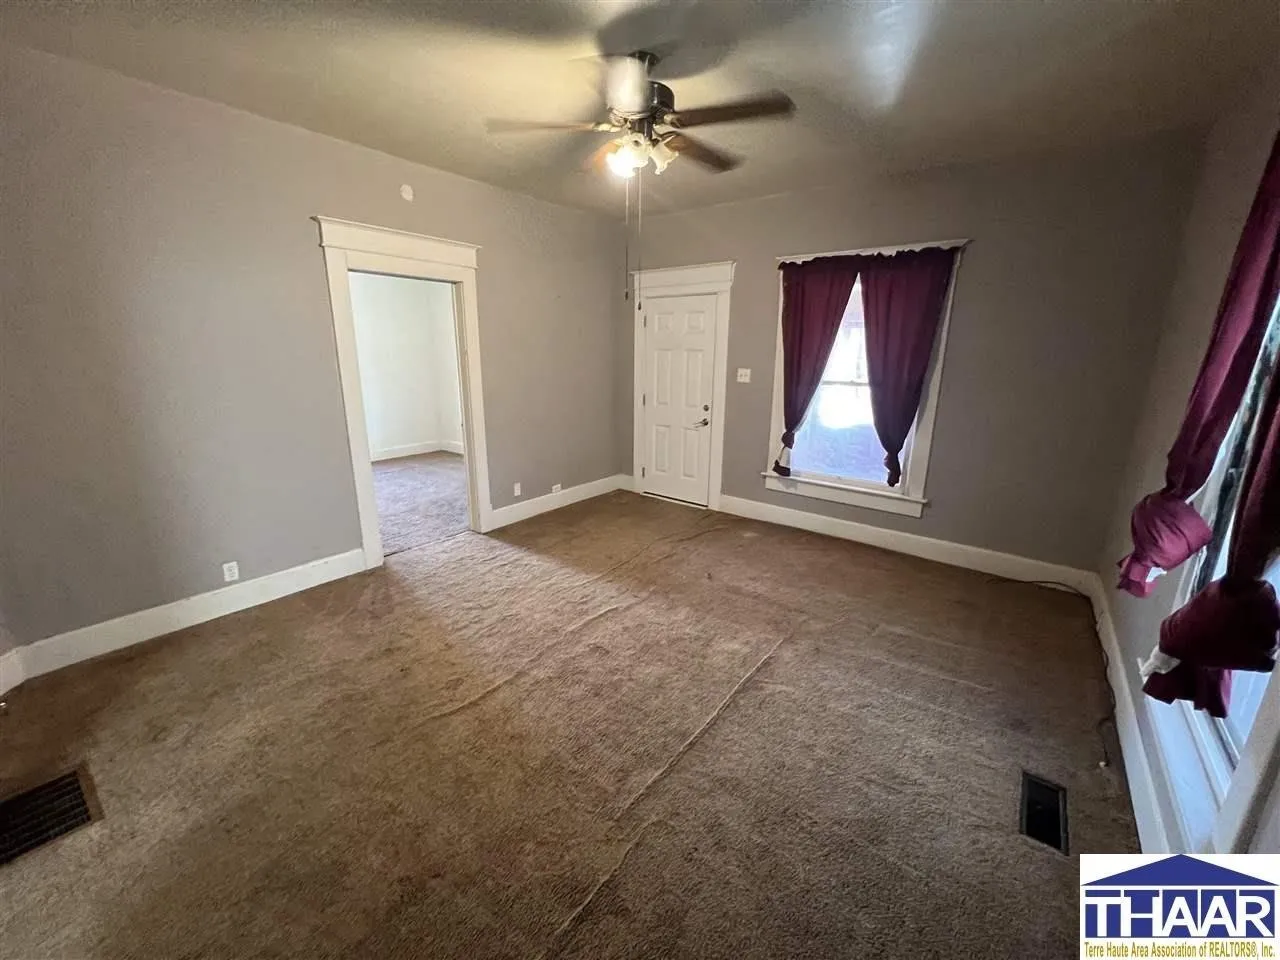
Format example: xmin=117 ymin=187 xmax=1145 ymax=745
xmin=790 ymin=282 xmax=889 ymax=483
xmin=824 ymin=297 xmax=867 ymax=383
xmin=791 ymin=384 xmax=885 ymax=481
xmin=1223 ymin=671 xmax=1273 ymax=751
xmin=1187 ymin=294 xmax=1280 ymax=761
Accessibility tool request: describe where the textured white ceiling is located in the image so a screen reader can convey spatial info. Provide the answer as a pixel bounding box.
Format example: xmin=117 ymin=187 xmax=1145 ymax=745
xmin=4 ymin=0 xmax=1278 ymax=215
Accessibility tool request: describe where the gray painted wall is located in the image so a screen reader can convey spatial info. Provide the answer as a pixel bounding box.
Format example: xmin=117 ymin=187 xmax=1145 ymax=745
xmin=630 ymin=135 xmax=1199 ymax=569
xmin=0 ymin=46 xmax=623 ymax=643
xmin=1094 ymin=69 xmax=1280 ymax=832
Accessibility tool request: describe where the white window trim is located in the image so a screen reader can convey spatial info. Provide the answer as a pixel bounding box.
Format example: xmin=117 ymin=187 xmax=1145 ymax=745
xmin=1145 ymin=457 xmax=1280 ymax=853
xmin=761 ymin=471 xmax=928 ymax=517
xmin=764 ymin=242 xmax=965 ymax=518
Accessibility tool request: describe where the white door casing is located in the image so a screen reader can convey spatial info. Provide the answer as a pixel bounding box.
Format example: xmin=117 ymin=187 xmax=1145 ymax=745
xmin=643 ymin=294 xmax=717 ymax=504
xmin=632 ymin=262 xmax=734 ymax=509
xmin=315 ymin=217 xmax=491 ymax=566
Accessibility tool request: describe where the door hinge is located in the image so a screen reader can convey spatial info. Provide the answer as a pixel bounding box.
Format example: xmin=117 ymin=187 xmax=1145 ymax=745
xmin=643 ymin=315 xmax=647 ymax=328
xmin=642 ymin=466 xmax=646 ymax=478
xmin=642 ymin=393 xmax=646 ymax=406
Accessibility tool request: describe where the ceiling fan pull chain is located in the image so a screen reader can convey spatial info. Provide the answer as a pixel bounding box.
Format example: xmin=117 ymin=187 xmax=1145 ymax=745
xmin=637 ymin=166 xmax=643 ymax=309
xmin=623 ymin=175 xmax=631 ymax=301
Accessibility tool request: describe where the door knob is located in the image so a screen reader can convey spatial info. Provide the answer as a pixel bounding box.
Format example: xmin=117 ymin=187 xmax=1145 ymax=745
xmin=693 ymin=417 xmax=709 ymax=427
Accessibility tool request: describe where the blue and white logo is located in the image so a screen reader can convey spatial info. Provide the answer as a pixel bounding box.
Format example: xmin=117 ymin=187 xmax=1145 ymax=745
xmin=1081 ymin=854 xmax=1279 ymax=959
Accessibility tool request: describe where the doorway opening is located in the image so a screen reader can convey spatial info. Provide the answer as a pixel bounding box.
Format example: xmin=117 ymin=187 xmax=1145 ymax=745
xmin=316 ymin=216 xmax=492 ymax=570
xmin=349 ymin=272 xmax=468 ymax=556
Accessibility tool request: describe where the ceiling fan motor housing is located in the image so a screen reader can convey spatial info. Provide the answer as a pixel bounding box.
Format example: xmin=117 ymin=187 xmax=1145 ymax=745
xmin=611 ymin=80 xmax=675 ymax=122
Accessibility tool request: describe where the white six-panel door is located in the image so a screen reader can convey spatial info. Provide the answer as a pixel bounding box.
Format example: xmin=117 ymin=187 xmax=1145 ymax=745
xmin=642 ymin=293 xmax=718 ymax=505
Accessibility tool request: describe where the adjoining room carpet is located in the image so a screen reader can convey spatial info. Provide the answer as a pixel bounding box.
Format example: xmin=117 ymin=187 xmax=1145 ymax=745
xmin=0 ymin=493 xmax=1136 ymax=959
xmin=372 ymin=451 xmax=469 ymax=555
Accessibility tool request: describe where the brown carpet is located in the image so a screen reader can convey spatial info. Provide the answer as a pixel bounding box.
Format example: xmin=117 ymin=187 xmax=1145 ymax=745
xmin=373 ymin=451 xmax=469 ymax=555
xmin=0 ymin=492 xmax=1135 ymax=959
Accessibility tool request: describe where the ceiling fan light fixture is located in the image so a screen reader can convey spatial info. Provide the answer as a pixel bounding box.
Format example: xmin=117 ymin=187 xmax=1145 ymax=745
xmin=650 ymin=138 xmax=676 ymax=174
xmin=606 ymin=134 xmax=650 ymax=178
xmin=606 ymin=149 xmax=638 ymax=179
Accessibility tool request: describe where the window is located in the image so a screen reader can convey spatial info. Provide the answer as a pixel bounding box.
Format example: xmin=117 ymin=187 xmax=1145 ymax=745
xmin=764 ymin=250 xmax=958 ymax=518
xmin=788 ymin=281 xmax=895 ymax=486
xmin=1179 ymin=293 xmax=1279 ymax=771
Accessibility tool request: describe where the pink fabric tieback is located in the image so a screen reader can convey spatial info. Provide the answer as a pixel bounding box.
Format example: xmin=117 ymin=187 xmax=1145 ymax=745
xmin=1159 ymin=578 xmax=1280 ymax=670
xmin=1116 ymin=493 xmax=1214 ymax=596
xmin=1143 ymin=664 xmax=1232 ymax=719
xmin=1142 ymin=578 xmax=1279 ymax=718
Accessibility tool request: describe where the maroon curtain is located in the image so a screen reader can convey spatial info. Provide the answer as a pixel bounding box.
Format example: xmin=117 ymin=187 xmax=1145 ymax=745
xmin=1118 ymin=132 xmax=1280 ymax=597
xmin=1144 ymin=360 xmax=1280 ymax=717
xmin=857 ymin=247 xmax=959 ymax=486
xmin=771 ymin=257 xmax=859 ymax=476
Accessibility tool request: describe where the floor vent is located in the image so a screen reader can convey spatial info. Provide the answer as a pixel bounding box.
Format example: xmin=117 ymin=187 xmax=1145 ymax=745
xmin=1019 ymin=771 xmax=1068 ymax=854
xmin=0 ymin=770 xmax=97 ymax=866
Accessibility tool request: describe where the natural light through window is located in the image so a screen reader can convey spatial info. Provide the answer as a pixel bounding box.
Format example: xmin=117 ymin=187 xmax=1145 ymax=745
xmin=1180 ymin=294 xmax=1280 ymax=764
xmin=789 ymin=281 xmax=898 ymax=485
xmin=765 ymin=241 xmax=961 ymax=518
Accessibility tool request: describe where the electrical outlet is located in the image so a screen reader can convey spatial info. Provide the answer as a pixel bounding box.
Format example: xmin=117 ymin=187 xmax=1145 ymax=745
xmin=551 ymin=483 xmax=562 ymax=494
xmin=736 ymin=368 xmax=752 ymax=383
xmin=222 ymin=561 xmax=240 ymax=583
xmin=513 ymin=482 xmax=521 ymax=497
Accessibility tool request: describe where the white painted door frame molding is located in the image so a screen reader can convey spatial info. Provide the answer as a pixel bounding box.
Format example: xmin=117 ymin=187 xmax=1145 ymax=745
xmin=632 ymin=261 xmax=734 ymax=509
xmin=316 ymin=217 xmax=493 ymax=568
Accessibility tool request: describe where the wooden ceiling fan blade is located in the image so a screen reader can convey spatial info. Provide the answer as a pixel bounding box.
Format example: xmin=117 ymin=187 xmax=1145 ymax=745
xmin=665 ymin=91 xmax=794 ymax=128
xmin=485 ymin=118 xmax=618 ymax=134
xmin=585 ymin=138 xmax=621 ymax=174
xmin=664 ymin=133 xmax=739 ymax=173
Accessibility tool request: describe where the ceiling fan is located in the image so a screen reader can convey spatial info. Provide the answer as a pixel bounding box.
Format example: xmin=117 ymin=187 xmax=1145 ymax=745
xmin=486 ymin=51 xmax=795 ymax=177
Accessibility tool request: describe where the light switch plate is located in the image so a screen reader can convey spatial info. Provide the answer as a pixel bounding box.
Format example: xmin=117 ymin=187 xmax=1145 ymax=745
xmin=736 ymin=368 xmax=751 ymax=383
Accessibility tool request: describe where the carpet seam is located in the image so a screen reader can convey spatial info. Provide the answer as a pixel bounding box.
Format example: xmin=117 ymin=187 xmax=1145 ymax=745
xmin=417 ymin=600 xmax=640 ymax=721
xmin=532 ymin=817 xmax=661 ymax=960
xmin=612 ymin=627 xmax=795 ymax=819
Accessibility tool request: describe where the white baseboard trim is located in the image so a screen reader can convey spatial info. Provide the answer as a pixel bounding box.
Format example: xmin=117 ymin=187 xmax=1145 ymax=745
xmin=0 ymin=483 xmax=1177 ymax=856
xmin=717 ymin=495 xmax=1095 ymax=592
xmin=372 ymin=441 xmax=460 ymax=461
xmin=0 ymin=647 xmax=25 ymax=697
xmin=717 ymin=493 xmax=1176 ymax=852
xmin=488 ymin=474 xmax=630 ymax=531
xmin=1081 ymin=573 xmax=1177 ymax=853
xmin=8 ymin=548 xmax=365 ymax=690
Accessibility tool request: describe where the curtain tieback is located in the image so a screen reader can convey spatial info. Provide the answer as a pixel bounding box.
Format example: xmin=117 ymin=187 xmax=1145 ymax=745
xmin=1116 ymin=492 xmax=1213 ymax=597
xmin=772 ymin=431 xmax=797 ymax=477
xmin=1159 ymin=577 xmax=1279 ymax=672
xmin=1142 ymin=577 xmax=1279 ymax=718
xmin=883 ymin=452 xmax=902 ymax=488
xmin=1143 ymin=664 xmax=1231 ymax=719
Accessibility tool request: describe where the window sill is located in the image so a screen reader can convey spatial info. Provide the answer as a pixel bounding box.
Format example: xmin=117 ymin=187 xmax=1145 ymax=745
xmin=761 ymin=472 xmax=927 ymax=518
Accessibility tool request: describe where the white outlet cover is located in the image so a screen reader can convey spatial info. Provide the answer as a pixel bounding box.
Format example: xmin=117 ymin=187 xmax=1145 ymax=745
xmin=736 ymin=368 xmax=752 ymax=383
xmin=399 ymin=184 xmax=414 ymax=202
xmin=513 ymin=482 xmax=521 ymax=497
xmin=222 ymin=561 xmax=240 ymax=583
